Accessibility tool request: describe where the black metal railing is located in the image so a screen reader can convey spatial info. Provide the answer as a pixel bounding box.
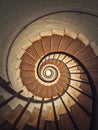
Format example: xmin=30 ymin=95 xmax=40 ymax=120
xmin=0 ymin=51 xmax=97 ymax=130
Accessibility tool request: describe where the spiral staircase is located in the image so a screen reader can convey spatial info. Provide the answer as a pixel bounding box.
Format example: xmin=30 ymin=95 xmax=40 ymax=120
xmin=0 ymin=0 xmax=98 ymax=130
xmin=0 ymin=29 xmax=98 ymax=130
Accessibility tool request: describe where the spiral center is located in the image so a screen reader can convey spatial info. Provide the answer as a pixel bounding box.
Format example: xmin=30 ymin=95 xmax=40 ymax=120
xmin=45 ymin=69 xmax=52 ymax=77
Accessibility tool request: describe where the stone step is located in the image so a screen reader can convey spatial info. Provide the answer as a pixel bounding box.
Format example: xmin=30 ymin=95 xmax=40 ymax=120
xmin=26 ymin=45 xmax=39 ymax=61
xmin=7 ymin=104 xmax=23 ymax=124
xmin=66 ymin=38 xmax=85 ymax=55
xmin=75 ymin=45 xmax=95 ymax=60
xmin=0 ymin=96 xmax=12 ymax=124
xmin=51 ymin=34 xmax=62 ymax=52
xmin=58 ymin=35 xmax=73 ymax=52
xmin=60 ymin=113 xmax=75 ymax=130
xmin=71 ymin=103 xmax=90 ymax=130
xmin=41 ymin=36 xmax=51 ymax=54
xmin=27 ymin=107 xmax=46 ymax=129
xmin=32 ymin=39 xmax=44 ymax=58
xmin=78 ymin=93 xmax=92 ymax=113
xmin=0 ymin=120 xmax=17 ymax=130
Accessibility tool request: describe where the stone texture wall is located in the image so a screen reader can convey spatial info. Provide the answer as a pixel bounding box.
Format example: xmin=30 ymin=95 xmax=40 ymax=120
xmin=0 ymin=0 xmax=98 ymax=79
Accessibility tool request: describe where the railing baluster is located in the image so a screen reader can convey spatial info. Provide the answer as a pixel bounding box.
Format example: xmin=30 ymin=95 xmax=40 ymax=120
xmin=60 ymin=55 xmax=66 ymax=61
xmin=66 ymin=92 xmax=91 ymax=117
xmin=58 ymin=94 xmax=79 ymax=130
xmin=51 ymin=97 xmax=60 ymax=130
xmin=70 ymin=78 xmax=89 ymax=84
xmin=68 ymin=84 xmax=92 ymax=98
xmin=70 ymin=72 xmax=85 ymax=74
xmin=0 ymin=90 xmax=23 ymax=109
xmin=0 ymin=82 xmax=10 ymax=87
xmin=68 ymin=64 xmax=79 ymax=69
xmin=11 ymin=95 xmax=34 ymax=130
xmin=36 ymin=97 xmax=44 ymax=130
xmin=65 ymin=59 xmax=73 ymax=64
xmin=57 ymin=35 xmax=64 ymax=51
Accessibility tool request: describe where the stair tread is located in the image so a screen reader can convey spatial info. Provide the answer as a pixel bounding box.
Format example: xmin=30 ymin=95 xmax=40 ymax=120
xmin=51 ymin=35 xmax=62 ymax=52
xmin=71 ymin=103 xmax=90 ymax=130
xmin=82 ymin=56 xmax=98 ymax=69
xmin=20 ymin=70 xmax=35 ymax=77
xmin=31 ymin=84 xmax=43 ymax=96
xmin=21 ymin=52 xmax=36 ymax=65
xmin=20 ymin=61 xmax=35 ymax=71
xmin=80 ymin=84 xmax=92 ymax=96
xmin=26 ymin=80 xmax=39 ymax=91
xmin=33 ymin=40 xmax=44 ymax=57
xmin=60 ymin=113 xmax=75 ymax=130
xmin=75 ymin=45 xmax=95 ymax=60
xmin=89 ymin=71 xmax=98 ymax=88
xmin=58 ymin=35 xmax=73 ymax=51
xmin=0 ymin=96 xmax=12 ymax=124
xmin=26 ymin=45 xmax=39 ymax=61
xmin=28 ymin=107 xmax=39 ymax=126
xmin=0 ymin=120 xmax=18 ymax=130
xmin=41 ymin=36 xmax=51 ymax=54
xmin=38 ymin=85 xmax=47 ymax=97
xmin=45 ymin=121 xmax=57 ymax=130
xmin=66 ymin=38 xmax=85 ymax=55
xmin=7 ymin=104 xmax=23 ymax=124
xmin=21 ymin=76 xmax=36 ymax=86
xmin=16 ymin=110 xmax=31 ymax=130
xmin=78 ymin=93 xmax=92 ymax=113
xmin=45 ymin=86 xmax=53 ymax=98
xmin=46 ymin=106 xmax=54 ymax=121
xmin=28 ymin=107 xmax=46 ymax=129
